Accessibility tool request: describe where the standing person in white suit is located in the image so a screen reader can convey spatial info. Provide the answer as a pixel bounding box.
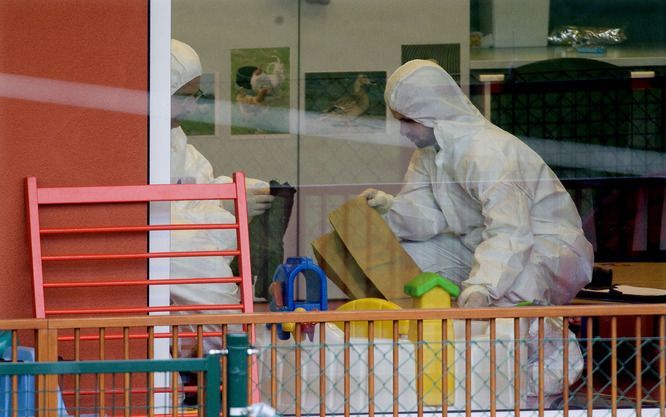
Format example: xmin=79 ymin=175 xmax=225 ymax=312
xmin=169 ymin=39 xmax=274 ymax=357
xmin=361 ymin=59 xmax=593 ymax=308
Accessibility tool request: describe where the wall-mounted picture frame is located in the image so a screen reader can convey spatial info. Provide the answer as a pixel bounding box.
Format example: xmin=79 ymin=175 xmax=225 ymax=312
xmin=181 ymin=72 xmax=218 ymax=136
xmin=304 ymin=71 xmax=386 ymax=135
xmin=401 ymin=43 xmax=461 ymax=84
xmin=230 ymin=47 xmax=290 ymax=137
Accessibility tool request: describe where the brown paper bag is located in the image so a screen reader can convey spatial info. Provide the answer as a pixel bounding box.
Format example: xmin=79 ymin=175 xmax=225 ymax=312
xmin=311 ymin=196 xmax=421 ymax=306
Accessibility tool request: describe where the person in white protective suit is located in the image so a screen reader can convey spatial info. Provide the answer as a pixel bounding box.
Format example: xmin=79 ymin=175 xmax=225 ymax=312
xmin=362 ymin=60 xmax=594 ymax=308
xmin=170 ymin=39 xmax=274 ymax=357
xmin=362 ymin=59 xmax=593 ymax=396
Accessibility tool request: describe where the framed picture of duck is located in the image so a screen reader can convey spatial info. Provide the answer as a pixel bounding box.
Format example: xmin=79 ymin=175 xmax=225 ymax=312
xmin=230 ymin=47 xmax=290 ymax=137
xmin=305 ymin=71 xmax=386 ymax=135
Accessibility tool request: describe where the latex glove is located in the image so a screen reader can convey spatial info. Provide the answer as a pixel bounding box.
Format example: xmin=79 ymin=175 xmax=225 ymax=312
xmin=458 ymin=285 xmax=491 ymax=308
xmin=360 ymin=188 xmax=394 ymax=214
xmin=246 ymin=188 xmax=275 ymax=217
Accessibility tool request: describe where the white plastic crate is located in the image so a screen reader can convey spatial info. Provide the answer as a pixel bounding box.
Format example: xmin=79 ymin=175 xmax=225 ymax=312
xmin=256 ymin=319 xmax=528 ymax=413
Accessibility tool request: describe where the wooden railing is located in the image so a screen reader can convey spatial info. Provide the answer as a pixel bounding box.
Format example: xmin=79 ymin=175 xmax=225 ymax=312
xmin=1 ymin=303 xmax=665 ymax=417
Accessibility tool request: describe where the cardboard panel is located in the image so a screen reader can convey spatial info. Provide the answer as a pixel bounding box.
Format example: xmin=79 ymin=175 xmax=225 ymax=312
xmin=312 ymin=232 xmax=382 ymax=300
xmin=313 ymin=196 xmax=421 ymax=305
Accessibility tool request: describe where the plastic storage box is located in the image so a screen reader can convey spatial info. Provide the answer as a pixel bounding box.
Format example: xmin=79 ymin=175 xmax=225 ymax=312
xmin=256 ymin=318 xmax=527 ymax=413
xmin=0 ymin=347 xmax=69 ymax=417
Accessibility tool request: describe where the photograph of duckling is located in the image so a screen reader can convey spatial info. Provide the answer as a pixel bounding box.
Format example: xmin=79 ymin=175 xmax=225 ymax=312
xmin=305 ymin=71 xmax=386 ymax=134
xmin=231 ymin=47 xmax=290 ymax=136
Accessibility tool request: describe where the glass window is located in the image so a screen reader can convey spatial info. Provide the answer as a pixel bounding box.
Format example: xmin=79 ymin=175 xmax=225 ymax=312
xmin=166 ymin=0 xmax=666 ymax=308
xmin=162 ymin=1 xmax=666 ymax=412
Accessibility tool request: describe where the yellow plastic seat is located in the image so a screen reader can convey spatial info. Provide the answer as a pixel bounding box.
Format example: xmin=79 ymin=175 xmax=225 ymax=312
xmin=333 ymin=298 xmax=409 ymax=338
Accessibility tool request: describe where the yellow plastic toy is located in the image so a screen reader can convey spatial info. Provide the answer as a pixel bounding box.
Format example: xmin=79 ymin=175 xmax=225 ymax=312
xmin=333 ymin=298 xmax=409 ymax=338
xmin=281 ymin=307 xmax=306 ymax=333
xmin=404 ymin=272 xmax=460 ymax=406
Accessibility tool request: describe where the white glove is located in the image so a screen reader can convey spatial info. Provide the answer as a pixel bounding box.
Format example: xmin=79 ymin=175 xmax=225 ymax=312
xmin=360 ymin=188 xmax=394 ymax=214
xmin=246 ymin=188 xmax=275 ymax=217
xmin=458 ymin=285 xmax=491 ymax=308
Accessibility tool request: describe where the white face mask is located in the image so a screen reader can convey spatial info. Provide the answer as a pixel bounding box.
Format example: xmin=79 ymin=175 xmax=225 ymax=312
xmin=171 ymin=79 xmax=202 ymax=127
xmin=392 ymin=110 xmax=438 ymax=149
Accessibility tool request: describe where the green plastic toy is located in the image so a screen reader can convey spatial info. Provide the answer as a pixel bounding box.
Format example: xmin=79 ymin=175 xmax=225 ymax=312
xmin=404 ymin=271 xmax=460 ymax=298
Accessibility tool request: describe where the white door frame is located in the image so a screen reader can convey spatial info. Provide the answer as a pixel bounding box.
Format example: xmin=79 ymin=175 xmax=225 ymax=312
xmin=148 ymin=1 xmax=171 ymax=411
xmin=148 ymin=0 xmax=171 ymax=326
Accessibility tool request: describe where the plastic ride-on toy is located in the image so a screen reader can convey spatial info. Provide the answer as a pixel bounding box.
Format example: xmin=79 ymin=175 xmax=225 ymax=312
xmin=269 ymin=257 xmax=328 ymax=341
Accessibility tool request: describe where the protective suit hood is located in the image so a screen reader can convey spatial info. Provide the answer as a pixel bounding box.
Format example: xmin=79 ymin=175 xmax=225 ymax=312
xmin=385 ymin=60 xmax=485 ymax=146
xmin=171 ymin=39 xmax=202 ymax=95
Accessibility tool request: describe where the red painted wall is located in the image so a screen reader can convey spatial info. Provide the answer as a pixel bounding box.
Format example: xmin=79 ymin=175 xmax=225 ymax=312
xmin=0 ymin=0 xmax=149 ymax=318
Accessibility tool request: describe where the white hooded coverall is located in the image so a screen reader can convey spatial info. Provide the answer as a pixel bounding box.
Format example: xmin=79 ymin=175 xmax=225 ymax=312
xmin=170 ymin=39 xmax=243 ymax=356
xmin=170 ymin=125 xmax=239 ymax=317
xmin=384 ymin=60 xmax=593 ymax=307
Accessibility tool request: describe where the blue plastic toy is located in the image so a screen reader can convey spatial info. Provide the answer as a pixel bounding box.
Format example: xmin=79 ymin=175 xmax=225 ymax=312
xmin=269 ymin=257 xmax=328 ymax=341
xmin=0 ymin=346 xmax=69 ymax=417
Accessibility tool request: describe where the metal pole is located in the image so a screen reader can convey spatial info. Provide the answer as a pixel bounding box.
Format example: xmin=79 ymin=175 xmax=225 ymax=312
xmin=206 ymin=354 xmax=222 ymax=417
xmin=227 ymin=333 xmax=249 ymax=417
